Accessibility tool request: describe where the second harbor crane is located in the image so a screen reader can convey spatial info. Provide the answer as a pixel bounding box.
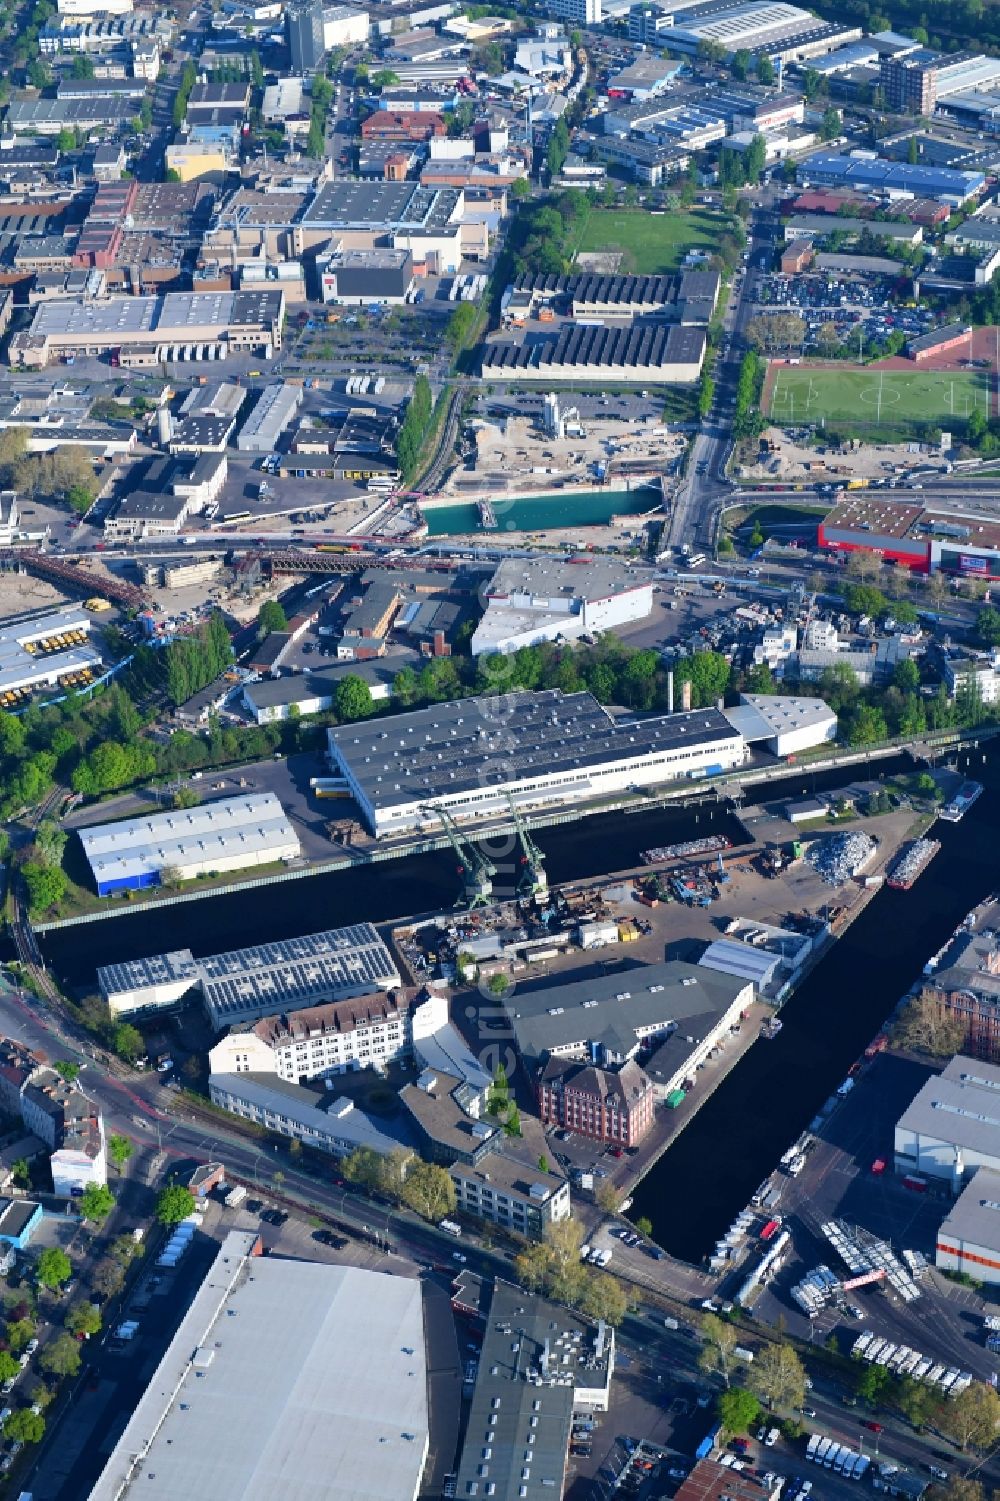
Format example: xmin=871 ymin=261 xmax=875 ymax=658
xmin=421 ymin=805 xmax=496 ymax=908
xmin=504 ymin=794 xmax=547 ymax=899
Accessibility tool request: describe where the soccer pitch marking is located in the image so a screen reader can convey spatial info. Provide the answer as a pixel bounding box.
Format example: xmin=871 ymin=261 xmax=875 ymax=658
xmin=769 ymin=370 xmax=822 ymax=423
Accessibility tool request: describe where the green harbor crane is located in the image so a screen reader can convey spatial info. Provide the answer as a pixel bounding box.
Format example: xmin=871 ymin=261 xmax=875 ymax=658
xmin=421 ymin=805 xmax=496 ymax=908
xmin=504 ymin=794 xmax=548 ymax=899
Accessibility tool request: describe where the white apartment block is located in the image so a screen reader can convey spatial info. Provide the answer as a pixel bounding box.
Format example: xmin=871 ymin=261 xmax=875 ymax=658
xmin=208 ymin=989 xmax=416 ymax=1082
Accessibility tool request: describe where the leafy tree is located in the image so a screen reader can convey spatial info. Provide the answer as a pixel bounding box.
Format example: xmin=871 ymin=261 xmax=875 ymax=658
xmin=635 ymin=1216 xmax=653 ymax=1237
xmin=56 ymin=127 xmax=75 ymax=153
xmin=842 ymin=583 xmax=888 ymax=617
xmin=53 ymin=1060 xmax=79 ymax=1083
xmin=673 ymin=650 xmax=730 ymax=708
xmin=929 ymin=1479 xmax=985 ymax=1501
xmin=848 ymin=704 xmax=888 ymax=748
xmin=820 ymin=106 xmax=842 ymax=140
xmin=108 ymin=1134 xmax=134 ymax=1175
xmin=335 ymin=675 xmax=374 ymax=722
xmin=698 ymin=374 xmax=715 ymax=419
xmin=22 ymin=861 xmax=66 ymax=915
xmin=66 ymin=1301 xmax=101 ymax=1337
xmin=0 ymin=1351 xmax=20 ymax=1383
xmin=37 ymin=1246 xmax=72 ymax=1290
xmin=40 ymin=1332 xmax=81 ymax=1378
xmin=719 ymin=1386 xmax=761 ymax=1434
xmin=5 ymin=1408 xmax=44 ymax=1444
xmin=112 ymin=1024 xmax=144 ymax=1063
xmin=745 ymin=663 xmax=776 ymax=694
xmin=756 ymin=53 xmax=774 ymax=84
xmin=893 ymin=659 xmax=920 ymax=694
xmin=446 ymin=301 xmax=478 ymax=357
xmin=79 ymin=1183 xmax=115 ymax=1221
xmin=156 ymin=1184 xmax=196 ymax=1225
xmin=257 ymin=600 xmax=288 ymax=636
xmin=5 ymin=1318 xmax=33 ymax=1354
xmin=938 ymin=1382 xmax=1000 ymax=1451
xmin=579 ymin=1270 xmax=628 ymax=1326
xmin=546 ymin=118 xmax=570 ymax=178
xmin=731 ymin=47 xmax=751 ymax=79
xmin=855 ymin=1361 xmax=891 ymax=1406
xmin=977 ymin=604 xmax=1000 ymax=647
xmin=400 ymin=1160 xmax=456 ymax=1222
xmin=700 ymin=1313 xmax=738 ymax=1388
xmin=342 ymin=1145 xmax=386 ymax=1191
xmin=748 ymin=1341 xmax=806 ymax=1411
xmin=110 ymin=1235 xmax=140 ymax=1266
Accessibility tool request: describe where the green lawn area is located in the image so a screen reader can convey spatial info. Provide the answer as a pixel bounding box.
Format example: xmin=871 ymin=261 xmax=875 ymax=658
xmin=767 ymin=365 xmax=991 ymax=430
xmin=571 ymin=207 xmax=724 ymax=274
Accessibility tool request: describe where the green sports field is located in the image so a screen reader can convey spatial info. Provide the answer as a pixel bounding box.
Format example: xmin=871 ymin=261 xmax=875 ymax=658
xmin=767 ymin=365 xmax=992 ymax=428
xmin=571 ymin=208 xmax=723 ymax=274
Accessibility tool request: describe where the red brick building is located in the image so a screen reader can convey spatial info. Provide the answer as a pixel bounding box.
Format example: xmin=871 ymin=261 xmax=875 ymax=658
xmin=536 ymin=1057 xmax=655 ymax=1147
xmin=361 ymin=110 xmax=446 ymax=143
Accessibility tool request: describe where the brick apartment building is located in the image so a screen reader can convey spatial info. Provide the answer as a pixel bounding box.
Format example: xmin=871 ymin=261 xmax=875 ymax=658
xmin=360 ymin=110 xmax=446 ymax=143
xmin=922 ymin=929 xmax=1000 ymax=1061
xmin=536 ymin=1057 xmax=655 ymax=1147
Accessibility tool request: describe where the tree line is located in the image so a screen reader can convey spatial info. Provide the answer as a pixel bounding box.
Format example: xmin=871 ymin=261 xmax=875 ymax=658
xmin=395 ymin=374 xmax=435 ymax=484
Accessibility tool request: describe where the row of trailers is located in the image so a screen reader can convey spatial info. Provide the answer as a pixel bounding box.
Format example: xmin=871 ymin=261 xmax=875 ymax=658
xmin=805 ymin=1437 xmax=870 ymax=1481
xmin=851 ymin=1332 xmax=972 ymax=1395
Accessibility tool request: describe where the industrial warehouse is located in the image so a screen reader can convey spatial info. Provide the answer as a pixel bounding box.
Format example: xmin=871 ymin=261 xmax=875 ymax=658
xmin=501 ymin=958 xmax=753 ymax=1085
xmin=325 ymin=689 xmax=748 ymax=837
xmin=470 ymin=557 xmax=654 ymax=657
xmin=86 ymin=1237 xmax=431 ymax=1501
xmin=0 ymin=606 xmax=101 ymax=703
xmin=97 ymin=922 xmax=400 ymax=1027
xmin=78 ymin=791 xmax=301 ymax=896
xmin=10 ymin=288 xmax=285 ymax=368
xmin=481 ymin=323 xmax=707 ymax=384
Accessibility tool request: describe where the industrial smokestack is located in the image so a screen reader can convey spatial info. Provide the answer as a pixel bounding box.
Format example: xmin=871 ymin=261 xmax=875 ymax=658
xmin=682 ymin=679 xmax=692 ymax=712
xmin=667 ymin=670 xmax=674 ymax=715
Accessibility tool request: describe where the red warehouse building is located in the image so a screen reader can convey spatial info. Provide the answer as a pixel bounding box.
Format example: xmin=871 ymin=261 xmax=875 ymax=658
xmin=818 ymin=495 xmax=1000 ymax=579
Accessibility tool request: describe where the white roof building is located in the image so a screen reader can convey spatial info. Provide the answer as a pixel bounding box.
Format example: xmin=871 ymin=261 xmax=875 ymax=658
xmin=470 ymin=557 xmax=654 ymax=658
xmin=937 ymin=1165 xmax=1000 ymax=1284
xmin=86 ymin=1236 xmax=430 ymax=1501
xmin=723 ymin=693 xmax=837 ymax=757
xmin=0 ymin=606 xmax=100 ymax=697
xmin=78 ymin=791 xmax=301 ymax=895
xmin=896 ymin=1055 xmax=1000 ymax=1190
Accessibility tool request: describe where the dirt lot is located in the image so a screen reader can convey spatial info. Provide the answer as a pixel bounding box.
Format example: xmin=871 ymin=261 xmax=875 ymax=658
xmin=735 ymin=426 xmax=949 ymax=485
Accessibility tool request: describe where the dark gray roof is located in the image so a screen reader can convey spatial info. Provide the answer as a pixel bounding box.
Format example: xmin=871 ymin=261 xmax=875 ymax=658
xmin=482 ymin=323 xmax=704 ymax=373
xmin=328 ymin=690 xmax=738 ymax=814
xmin=454 ymin=1278 xmax=611 ymax=1500
xmin=506 ymin=958 xmax=749 ymax=1063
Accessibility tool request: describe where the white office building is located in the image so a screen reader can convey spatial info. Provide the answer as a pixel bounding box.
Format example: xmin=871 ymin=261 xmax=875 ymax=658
xmin=208 ymin=988 xmax=415 ymax=1080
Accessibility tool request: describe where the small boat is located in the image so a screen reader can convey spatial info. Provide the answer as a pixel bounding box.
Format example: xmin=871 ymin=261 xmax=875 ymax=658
xmin=761 ymin=1017 xmax=783 ymax=1040
xmin=939 ymin=780 xmax=983 ymax=822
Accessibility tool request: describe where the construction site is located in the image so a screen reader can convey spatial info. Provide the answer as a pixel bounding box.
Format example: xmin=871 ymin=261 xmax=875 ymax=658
xmin=443 ymin=400 xmax=687 ymax=499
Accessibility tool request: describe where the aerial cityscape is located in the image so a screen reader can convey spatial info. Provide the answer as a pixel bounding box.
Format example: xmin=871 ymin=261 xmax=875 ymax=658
xmin=2 ymin=0 xmax=1000 ymax=1496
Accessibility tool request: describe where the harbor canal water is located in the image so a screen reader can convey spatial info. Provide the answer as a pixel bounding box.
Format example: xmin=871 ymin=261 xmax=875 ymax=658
xmin=36 ymin=746 xmax=995 ymax=1264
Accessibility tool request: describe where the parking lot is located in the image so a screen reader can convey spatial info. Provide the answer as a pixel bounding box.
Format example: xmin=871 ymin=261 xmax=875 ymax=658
xmin=744 ymin=1048 xmax=1000 ymax=1384
xmin=752 ymin=273 xmax=938 ymax=354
